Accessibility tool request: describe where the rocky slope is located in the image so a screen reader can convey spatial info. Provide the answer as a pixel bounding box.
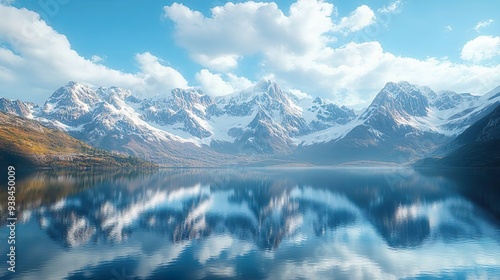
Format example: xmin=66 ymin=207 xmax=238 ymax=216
xmin=0 ymin=111 xmax=155 ymax=168
xmin=294 ymin=82 xmax=499 ymax=164
xmin=1 ymin=80 xmax=499 ymax=166
xmin=414 ymin=103 xmax=500 ymax=167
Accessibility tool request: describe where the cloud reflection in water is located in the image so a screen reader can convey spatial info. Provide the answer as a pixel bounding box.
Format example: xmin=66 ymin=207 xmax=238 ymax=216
xmin=1 ymin=168 xmax=499 ymax=279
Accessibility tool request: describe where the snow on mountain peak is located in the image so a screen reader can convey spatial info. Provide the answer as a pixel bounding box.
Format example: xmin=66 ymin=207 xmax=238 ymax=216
xmin=40 ymin=81 xmax=101 ymax=125
xmin=370 ymin=81 xmax=429 ymax=117
xmin=6 ymin=80 xmax=499 ymax=163
xmin=0 ymin=97 xmax=35 ymax=118
xmin=313 ymin=97 xmax=324 ymax=105
xmin=96 ymin=86 xmax=133 ymax=101
xmin=255 ymin=79 xmax=275 ymax=89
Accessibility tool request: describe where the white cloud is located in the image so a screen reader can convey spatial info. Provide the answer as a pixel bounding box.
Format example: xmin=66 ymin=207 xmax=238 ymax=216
xmin=226 ymin=73 xmax=254 ymax=91
xmin=194 ymin=54 xmax=239 ymax=72
xmin=461 ymin=35 xmax=500 ymax=63
xmin=0 ymin=5 xmax=189 ymax=102
xmin=265 ymin=41 xmax=500 ymax=108
xmin=195 ymin=69 xmax=255 ymax=96
xmin=289 ymin=89 xmax=311 ymax=99
xmin=444 ymin=25 xmax=453 ymax=32
xmin=195 ymin=69 xmax=236 ymax=96
xmin=474 ymin=19 xmax=493 ymax=32
xmin=135 ymin=52 xmax=188 ymax=94
xmin=165 ymin=1 xmax=500 ymax=107
xmin=164 ymin=0 xmax=336 ymax=70
xmin=378 ymin=0 xmax=403 ymax=14
xmin=2 ymin=1 xmax=500 ymax=111
xmin=333 ymin=5 xmax=376 ymax=34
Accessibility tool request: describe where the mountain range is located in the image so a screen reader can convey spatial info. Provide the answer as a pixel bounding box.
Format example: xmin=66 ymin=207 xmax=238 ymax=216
xmin=1 ymin=80 xmax=499 ymax=167
xmin=0 ymin=111 xmax=155 ymax=168
xmin=414 ymin=104 xmax=500 ymax=167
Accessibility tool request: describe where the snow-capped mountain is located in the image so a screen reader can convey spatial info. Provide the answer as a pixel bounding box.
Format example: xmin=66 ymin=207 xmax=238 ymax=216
xmin=124 ymin=79 xmax=356 ymax=155
xmin=430 ymin=90 xmax=479 ymax=110
xmin=301 ymin=97 xmax=356 ymax=130
xmin=34 ymin=83 xmax=239 ymax=166
xmin=1 ymin=80 xmax=499 ymax=165
xmin=209 ymin=80 xmax=310 ymax=153
xmin=141 ymin=88 xmax=217 ymax=139
xmin=295 ymin=81 xmax=500 ymax=164
xmin=0 ymin=97 xmax=37 ymax=118
xmin=40 ymin=81 xmax=101 ymax=126
xmin=415 ymin=102 xmax=500 ymax=167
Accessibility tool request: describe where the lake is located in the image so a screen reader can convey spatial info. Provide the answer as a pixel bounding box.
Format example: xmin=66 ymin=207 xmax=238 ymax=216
xmin=1 ymin=168 xmax=500 ymax=279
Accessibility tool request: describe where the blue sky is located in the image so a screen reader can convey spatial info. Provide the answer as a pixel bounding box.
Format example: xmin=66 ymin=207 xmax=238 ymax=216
xmin=1 ymin=0 xmax=499 ymax=107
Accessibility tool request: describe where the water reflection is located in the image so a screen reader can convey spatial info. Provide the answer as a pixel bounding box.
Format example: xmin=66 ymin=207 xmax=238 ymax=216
xmin=1 ymin=168 xmax=499 ymax=279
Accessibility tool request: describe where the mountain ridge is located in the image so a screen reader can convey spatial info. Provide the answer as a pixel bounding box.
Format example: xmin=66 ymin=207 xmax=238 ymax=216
xmin=414 ymin=103 xmax=500 ymax=167
xmin=0 ymin=111 xmax=156 ymax=168
xmin=1 ymin=80 xmax=499 ymax=166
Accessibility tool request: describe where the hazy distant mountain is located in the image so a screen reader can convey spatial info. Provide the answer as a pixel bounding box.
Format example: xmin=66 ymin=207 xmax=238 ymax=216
xmin=1 ymin=80 xmax=499 ymax=166
xmin=294 ymin=81 xmax=492 ymax=164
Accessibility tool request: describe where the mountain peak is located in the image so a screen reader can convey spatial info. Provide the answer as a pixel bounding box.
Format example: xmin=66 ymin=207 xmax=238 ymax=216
xmin=41 ymin=81 xmax=101 ymax=125
xmin=313 ymin=97 xmax=324 ymax=104
xmin=256 ymin=79 xmax=278 ymax=90
xmin=170 ymin=88 xmax=212 ymax=108
xmin=0 ymin=97 xmax=33 ymax=118
xmin=255 ymin=79 xmax=274 ymax=88
xmin=10 ymin=79 xmax=500 ymax=165
xmin=64 ymin=81 xmax=92 ymax=90
xmin=369 ymin=81 xmax=429 ymax=117
xmin=381 ymin=81 xmax=415 ymax=94
xmin=66 ymin=81 xmax=79 ymax=87
xmin=254 ymin=79 xmax=285 ymax=101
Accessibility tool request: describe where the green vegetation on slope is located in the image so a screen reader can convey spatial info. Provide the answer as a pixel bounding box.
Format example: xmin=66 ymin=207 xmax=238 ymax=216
xmin=0 ymin=112 xmax=156 ymax=168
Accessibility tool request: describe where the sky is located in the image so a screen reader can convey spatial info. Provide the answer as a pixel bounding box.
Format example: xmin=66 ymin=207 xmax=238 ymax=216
xmin=0 ymin=0 xmax=499 ymax=108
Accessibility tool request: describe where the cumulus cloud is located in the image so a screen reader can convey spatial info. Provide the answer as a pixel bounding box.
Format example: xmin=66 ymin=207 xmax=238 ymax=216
xmin=461 ymin=35 xmax=500 ymax=63
xmin=474 ymin=19 xmax=493 ymax=32
xmin=289 ymin=89 xmax=311 ymax=99
xmin=164 ymin=1 xmax=500 ymax=107
xmin=194 ymin=54 xmax=239 ymax=72
xmin=226 ymin=73 xmax=255 ymax=91
xmin=195 ymin=69 xmax=254 ymax=96
xmin=332 ymin=5 xmax=376 ymax=35
xmin=2 ymin=1 xmax=500 ymax=110
xmin=164 ymin=0 xmax=336 ymax=70
xmin=195 ymin=69 xmax=236 ymax=96
xmin=135 ymin=52 xmax=188 ymax=94
xmin=266 ymin=41 xmax=500 ymax=107
xmin=0 ymin=4 xmax=188 ymax=102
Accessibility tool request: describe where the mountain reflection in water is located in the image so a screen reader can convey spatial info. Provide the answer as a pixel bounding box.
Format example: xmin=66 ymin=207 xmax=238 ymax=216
xmin=1 ymin=168 xmax=499 ymax=279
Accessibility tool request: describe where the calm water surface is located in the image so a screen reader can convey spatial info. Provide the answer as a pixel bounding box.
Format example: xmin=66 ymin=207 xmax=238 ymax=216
xmin=1 ymin=168 xmax=500 ymax=279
